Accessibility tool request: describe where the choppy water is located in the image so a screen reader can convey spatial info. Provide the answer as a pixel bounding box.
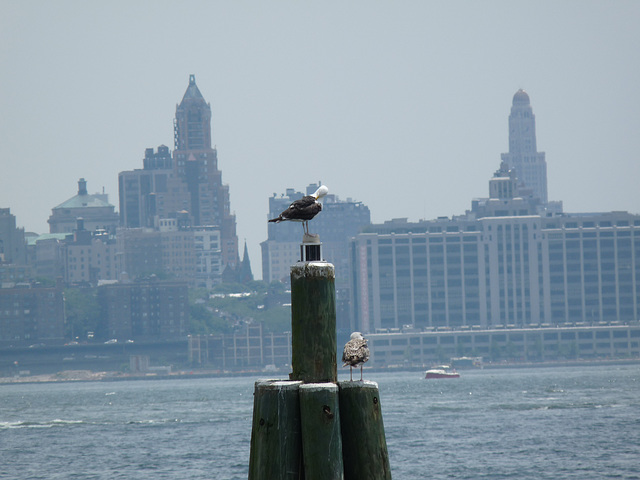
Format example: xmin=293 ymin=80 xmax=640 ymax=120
xmin=1 ymin=365 xmax=639 ymax=479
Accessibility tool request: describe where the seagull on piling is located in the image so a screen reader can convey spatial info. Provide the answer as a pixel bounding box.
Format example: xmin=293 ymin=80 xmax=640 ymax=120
xmin=342 ymin=332 xmax=370 ymax=381
xmin=268 ymin=185 xmax=329 ymax=235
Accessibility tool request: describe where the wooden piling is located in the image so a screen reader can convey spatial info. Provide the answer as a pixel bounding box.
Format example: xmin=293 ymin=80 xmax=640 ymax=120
xmin=248 ymin=380 xmax=304 ymax=480
xmin=247 ymin=255 xmax=392 ymax=479
xmin=299 ymin=383 xmax=344 ymax=480
xmin=338 ymin=380 xmax=392 ymax=480
xmin=290 ymin=262 xmax=337 ymax=383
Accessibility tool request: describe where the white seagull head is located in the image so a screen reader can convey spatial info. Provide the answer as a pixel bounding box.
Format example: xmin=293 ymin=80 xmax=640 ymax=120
xmin=350 ymin=331 xmax=364 ymax=340
xmin=312 ymin=185 xmax=329 ymax=200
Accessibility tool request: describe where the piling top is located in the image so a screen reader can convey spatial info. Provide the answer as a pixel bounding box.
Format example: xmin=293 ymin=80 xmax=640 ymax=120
xmin=255 ymin=379 xmax=304 ymax=390
xmin=338 ymin=380 xmax=379 ymax=390
xmin=291 ymin=261 xmax=335 ymax=281
xmin=302 ymin=233 xmax=321 ymax=244
xmin=299 ymin=382 xmax=339 ymax=393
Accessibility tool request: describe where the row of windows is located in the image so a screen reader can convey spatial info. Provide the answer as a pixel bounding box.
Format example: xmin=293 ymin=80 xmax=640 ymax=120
xmin=372 ymin=330 xmax=640 ymax=347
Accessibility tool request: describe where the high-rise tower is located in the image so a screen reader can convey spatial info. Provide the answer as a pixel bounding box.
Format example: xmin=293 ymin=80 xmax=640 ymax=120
xmin=118 ymin=75 xmax=239 ymax=269
xmin=500 ymin=90 xmax=548 ymax=204
xmin=174 ymin=74 xmax=212 ymax=151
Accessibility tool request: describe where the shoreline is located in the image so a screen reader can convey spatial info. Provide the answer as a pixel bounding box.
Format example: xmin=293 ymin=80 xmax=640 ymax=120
xmin=1 ymin=357 xmax=639 ymax=385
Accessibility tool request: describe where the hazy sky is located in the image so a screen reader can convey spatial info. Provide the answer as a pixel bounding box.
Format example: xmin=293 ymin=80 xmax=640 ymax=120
xmin=1 ymin=1 xmax=639 ymax=279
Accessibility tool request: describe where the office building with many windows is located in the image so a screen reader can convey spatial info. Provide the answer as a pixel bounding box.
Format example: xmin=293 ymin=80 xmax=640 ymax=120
xmin=350 ymin=211 xmax=640 ymax=333
xmin=349 ymin=91 xmax=639 ymax=334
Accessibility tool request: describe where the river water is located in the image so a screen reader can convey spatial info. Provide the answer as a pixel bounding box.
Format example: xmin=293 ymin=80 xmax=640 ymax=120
xmin=1 ymin=365 xmax=639 ymax=479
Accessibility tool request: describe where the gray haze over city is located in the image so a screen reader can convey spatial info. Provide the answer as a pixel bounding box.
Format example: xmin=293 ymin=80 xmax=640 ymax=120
xmin=1 ymin=1 xmax=639 ymax=279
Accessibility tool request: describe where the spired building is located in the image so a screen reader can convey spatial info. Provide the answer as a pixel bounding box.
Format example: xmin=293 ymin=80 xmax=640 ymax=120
xmin=349 ymin=178 xmax=640 ymax=333
xmin=501 ymin=89 xmax=548 ymax=205
xmin=119 ymin=75 xmax=239 ymax=270
xmin=349 ymin=91 xmax=640 ymax=334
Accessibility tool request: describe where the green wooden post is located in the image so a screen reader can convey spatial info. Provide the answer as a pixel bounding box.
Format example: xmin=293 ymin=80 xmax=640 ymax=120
xmin=299 ymin=383 xmax=344 ymax=480
xmin=248 ymin=380 xmax=304 ymax=480
xmin=248 ymin=256 xmax=392 ymax=479
xmin=290 ymin=262 xmax=337 ymax=383
xmin=338 ymin=380 xmax=392 ymax=480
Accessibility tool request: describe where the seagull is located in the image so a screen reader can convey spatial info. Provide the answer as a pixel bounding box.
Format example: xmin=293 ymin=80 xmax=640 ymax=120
xmin=342 ymin=332 xmax=370 ymax=381
xmin=268 ymin=185 xmax=329 ymax=235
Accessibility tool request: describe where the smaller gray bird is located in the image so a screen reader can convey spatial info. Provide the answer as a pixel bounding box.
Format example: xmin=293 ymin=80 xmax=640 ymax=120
xmin=342 ymin=332 xmax=370 ymax=381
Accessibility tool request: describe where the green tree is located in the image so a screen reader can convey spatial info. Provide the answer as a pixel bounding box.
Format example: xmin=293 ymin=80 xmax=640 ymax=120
xmin=189 ymin=280 xmax=291 ymax=335
xmin=490 ymin=341 xmax=502 ymax=362
xmin=64 ymin=288 xmax=99 ymax=340
xmin=189 ymin=303 xmax=230 ymax=335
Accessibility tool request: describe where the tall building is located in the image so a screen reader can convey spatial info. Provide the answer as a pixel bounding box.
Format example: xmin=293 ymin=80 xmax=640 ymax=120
xmin=118 ymin=145 xmax=173 ymax=229
xmin=119 ymin=75 xmax=239 ymax=269
xmin=349 ymin=90 xmax=639 ymax=334
xmin=0 ymin=208 xmax=27 ymax=265
xmin=501 ymin=90 xmax=548 ymax=204
xmin=350 ymin=199 xmax=640 ymax=334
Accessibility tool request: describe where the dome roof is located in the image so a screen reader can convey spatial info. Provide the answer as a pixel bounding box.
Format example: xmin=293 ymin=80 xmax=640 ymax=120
xmin=513 ymin=89 xmax=530 ymax=105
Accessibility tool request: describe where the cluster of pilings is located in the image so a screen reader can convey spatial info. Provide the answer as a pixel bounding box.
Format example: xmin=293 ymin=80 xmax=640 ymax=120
xmin=248 ymin=260 xmax=391 ymax=480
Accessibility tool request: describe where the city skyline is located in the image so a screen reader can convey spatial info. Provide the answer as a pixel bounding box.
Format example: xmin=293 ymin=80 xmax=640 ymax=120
xmin=1 ymin=2 xmax=639 ymax=279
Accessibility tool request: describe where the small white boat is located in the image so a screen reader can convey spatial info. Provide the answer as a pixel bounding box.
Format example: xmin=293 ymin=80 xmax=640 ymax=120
xmin=425 ymin=365 xmax=460 ymax=379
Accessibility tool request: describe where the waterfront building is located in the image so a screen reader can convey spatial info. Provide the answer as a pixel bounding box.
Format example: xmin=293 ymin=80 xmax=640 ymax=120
xmin=0 ymin=282 xmax=64 ymax=344
xmin=349 ymin=90 xmax=640 ymax=335
xmin=97 ymin=278 xmax=189 ymax=341
xmin=188 ymin=324 xmax=292 ymax=369
xmin=118 ymin=75 xmax=239 ymax=271
xmin=350 ymin=207 xmax=640 ymax=334
xmin=542 ymin=212 xmax=640 ymax=324
xmin=48 ymin=178 xmax=119 ymax=234
xmin=365 ymin=323 xmax=640 ymax=367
